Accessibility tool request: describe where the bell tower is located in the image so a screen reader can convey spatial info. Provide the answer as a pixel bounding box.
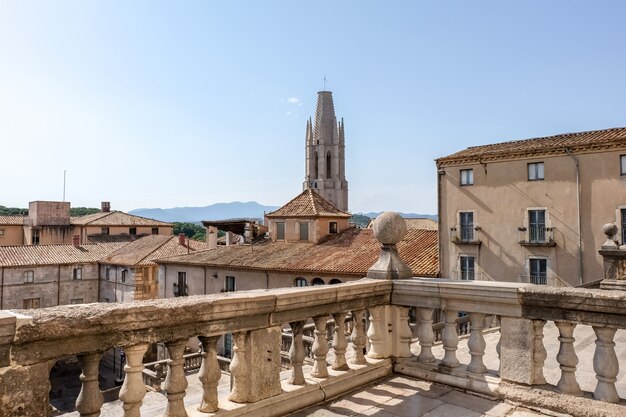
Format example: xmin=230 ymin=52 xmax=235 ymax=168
xmin=303 ymin=91 xmax=349 ymax=211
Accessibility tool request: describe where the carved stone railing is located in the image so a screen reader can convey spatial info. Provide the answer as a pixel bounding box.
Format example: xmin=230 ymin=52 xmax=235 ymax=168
xmin=393 ymin=278 xmax=626 ymax=417
xmin=0 ymin=279 xmax=395 ymax=417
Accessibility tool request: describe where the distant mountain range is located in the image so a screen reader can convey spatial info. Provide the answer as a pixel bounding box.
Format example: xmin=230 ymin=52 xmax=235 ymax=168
xmin=362 ymin=212 xmax=437 ymax=221
xmin=129 ymin=202 xmax=280 ymax=223
xmin=129 ymin=202 xmax=437 ymax=223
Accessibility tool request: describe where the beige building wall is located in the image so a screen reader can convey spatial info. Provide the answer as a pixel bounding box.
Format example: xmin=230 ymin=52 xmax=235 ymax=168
xmin=0 ymin=263 xmax=99 ymax=309
xmin=438 ymin=148 xmax=626 ymax=286
xmin=266 ymin=217 xmax=350 ymax=243
xmin=0 ymin=225 xmax=24 ymax=246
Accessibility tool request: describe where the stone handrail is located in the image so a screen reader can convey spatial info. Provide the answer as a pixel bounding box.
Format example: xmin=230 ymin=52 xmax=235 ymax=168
xmin=0 ymin=278 xmax=393 ymax=416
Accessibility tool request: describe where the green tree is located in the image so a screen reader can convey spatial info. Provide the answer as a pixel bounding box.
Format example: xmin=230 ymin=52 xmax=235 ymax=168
xmin=0 ymin=205 xmax=28 ymax=216
xmin=173 ymin=222 xmax=206 ymax=242
xmin=70 ymin=207 xmax=101 ymax=216
xmin=350 ymin=214 xmax=371 ymax=228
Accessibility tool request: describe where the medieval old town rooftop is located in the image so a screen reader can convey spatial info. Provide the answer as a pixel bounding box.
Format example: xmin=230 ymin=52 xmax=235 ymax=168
xmin=265 ymin=189 xmax=351 ymax=219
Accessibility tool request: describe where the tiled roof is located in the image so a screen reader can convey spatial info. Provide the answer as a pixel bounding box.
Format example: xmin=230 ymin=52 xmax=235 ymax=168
xmin=101 ymin=235 xmax=205 ymax=267
xmin=87 ymin=234 xmax=149 ymax=244
xmin=266 ymin=189 xmax=351 ymax=218
xmin=0 ymin=216 xmax=25 ymax=225
xmin=0 ymin=243 xmax=129 ymax=267
xmin=157 ymin=227 xmax=438 ymax=277
xmin=437 ymin=127 xmax=626 ymax=165
xmin=71 ymin=211 xmax=172 ymax=227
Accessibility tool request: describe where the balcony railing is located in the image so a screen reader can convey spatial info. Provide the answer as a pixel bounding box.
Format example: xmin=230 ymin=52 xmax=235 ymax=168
xmin=449 ymin=226 xmax=481 ymax=245
xmin=518 ymin=226 xmax=556 ymax=246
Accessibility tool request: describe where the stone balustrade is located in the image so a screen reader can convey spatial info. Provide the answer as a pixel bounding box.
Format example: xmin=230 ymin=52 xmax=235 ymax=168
xmin=0 ymin=279 xmax=394 ymax=417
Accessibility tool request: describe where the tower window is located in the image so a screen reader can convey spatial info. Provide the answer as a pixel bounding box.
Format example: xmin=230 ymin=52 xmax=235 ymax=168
xmin=314 ymin=151 xmax=319 ymax=178
xmin=326 ymin=152 xmax=332 ymax=178
xmin=276 ymin=222 xmax=285 ymax=240
xmin=299 ymin=222 xmax=309 ymax=241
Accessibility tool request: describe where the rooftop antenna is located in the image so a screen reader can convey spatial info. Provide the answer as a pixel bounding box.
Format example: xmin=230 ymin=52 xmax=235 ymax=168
xmin=323 ymin=75 xmax=327 ymax=90
xmin=63 ymin=170 xmax=66 ymax=202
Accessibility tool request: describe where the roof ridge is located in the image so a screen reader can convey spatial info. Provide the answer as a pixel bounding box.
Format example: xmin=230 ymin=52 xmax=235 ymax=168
xmin=134 ymin=235 xmax=174 ymax=265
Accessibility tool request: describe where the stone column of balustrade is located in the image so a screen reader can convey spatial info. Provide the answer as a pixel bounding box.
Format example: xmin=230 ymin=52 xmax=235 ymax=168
xmin=395 ymin=307 xmax=413 ymax=358
xmin=555 ymin=321 xmax=582 ymax=396
xmin=532 ymin=320 xmax=547 ymax=384
xmin=350 ymin=309 xmax=367 ymax=365
xmin=228 ymin=332 xmax=250 ymax=403
xmin=467 ymin=312 xmax=487 ymax=374
xmin=289 ymin=321 xmax=306 ymax=385
xmin=441 ymin=310 xmax=460 ymax=368
xmin=198 ymin=336 xmax=221 ymax=412
xmin=366 ymin=306 xmax=386 ymax=359
xmin=311 ymin=315 xmax=330 ymax=378
xmin=75 ymin=352 xmax=104 ymax=417
xmin=163 ymin=339 xmax=189 ymax=417
xmin=119 ymin=343 xmax=149 ymax=417
xmin=592 ymin=326 xmax=620 ymax=403
xmin=416 ymin=307 xmax=435 ymax=363
xmin=332 ymin=312 xmax=349 ymax=370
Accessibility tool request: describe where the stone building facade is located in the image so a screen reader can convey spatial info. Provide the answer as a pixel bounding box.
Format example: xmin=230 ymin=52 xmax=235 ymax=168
xmin=303 ymin=91 xmax=349 ymax=211
xmin=436 ymin=127 xmax=626 ymax=286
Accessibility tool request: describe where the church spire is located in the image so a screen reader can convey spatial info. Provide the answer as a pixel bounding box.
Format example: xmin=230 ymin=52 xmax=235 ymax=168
xmin=303 ymin=91 xmax=349 ymax=211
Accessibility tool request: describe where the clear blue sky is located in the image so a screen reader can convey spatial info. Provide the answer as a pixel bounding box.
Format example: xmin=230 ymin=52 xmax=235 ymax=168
xmin=2 ymin=1 xmax=626 ymax=214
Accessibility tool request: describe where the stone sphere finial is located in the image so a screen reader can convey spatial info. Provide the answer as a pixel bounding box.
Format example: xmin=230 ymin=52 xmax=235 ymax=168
xmin=602 ymin=223 xmax=619 ymax=248
xmin=373 ymin=212 xmax=407 ymax=245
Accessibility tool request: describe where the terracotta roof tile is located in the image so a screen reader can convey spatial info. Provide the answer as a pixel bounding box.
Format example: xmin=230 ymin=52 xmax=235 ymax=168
xmin=0 ymin=216 xmax=25 ymax=225
xmin=266 ymin=189 xmax=351 ymax=218
xmin=101 ymin=235 xmax=205 ymax=266
xmin=157 ymin=228 xmax=438 ymax=277
xmin=437 ymin=127 xmax=626 ymax=165
xmin=0 ymin=243 xmax=129 ymax=267
xmin=71 ymin=211 xmax=172 ymax=227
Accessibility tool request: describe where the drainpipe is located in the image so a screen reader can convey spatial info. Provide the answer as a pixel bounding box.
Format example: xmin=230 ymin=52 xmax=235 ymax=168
xmin=1 ymin=268 xmax=4 ymax=309
xmin=565 ymin=148 xmax=584 ymax=285
xmin=57 ymin=265 xmax=61 ymax=306
xmin=203 ymin=267 xmax=207 ymax=295
xmin=436 ymin=166 xmax=445 ymax=277
xmin=265 ymin=271 xmax=269 ymax=289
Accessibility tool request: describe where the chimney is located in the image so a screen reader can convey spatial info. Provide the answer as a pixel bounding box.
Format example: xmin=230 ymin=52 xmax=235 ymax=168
xmin=178 ymin=233 xmax=186 ymax=245
xmin=101 ymin=202 xmax=111 ymax=212
xmin=72 ymin=234 xmax=80 ymax=246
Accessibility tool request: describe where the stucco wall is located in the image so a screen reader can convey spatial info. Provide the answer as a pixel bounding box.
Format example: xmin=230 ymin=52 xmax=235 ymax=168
xmin=439 ymin=148 xmax=626 ymax=285
xmin=0 ymin=225 xmax=24 ymax=246
xmin=98 ymin=264 xmax=137 ymax=303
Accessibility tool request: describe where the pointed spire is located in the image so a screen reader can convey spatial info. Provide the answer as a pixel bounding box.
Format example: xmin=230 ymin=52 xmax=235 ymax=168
xmin=314 ymin=91 xmax=337 ymax=145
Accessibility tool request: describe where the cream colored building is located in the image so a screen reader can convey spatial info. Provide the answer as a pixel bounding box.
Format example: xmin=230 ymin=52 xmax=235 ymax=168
xmin=436 ymin=127 xmax=626 ymax=286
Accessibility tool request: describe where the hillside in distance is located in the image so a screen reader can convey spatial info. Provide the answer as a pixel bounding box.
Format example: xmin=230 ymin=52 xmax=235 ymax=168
xmin=129 ymin=202 xmax=279 ymax=223
xmin=361 ymin=212 xmax=438 ymax=221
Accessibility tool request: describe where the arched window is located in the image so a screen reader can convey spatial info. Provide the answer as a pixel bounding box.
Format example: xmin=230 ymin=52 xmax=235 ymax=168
xmin=329 ymin=278 xmax=342 ymax=285
xmin=311 ymin=277 xmax=325 ymax=286
xmin=314 ymin=151 xmax=319 ymax=178
xmin=295 ymin=277 xmax=308 ymax=287
xmin=326 ymin=152 xmax=332 ymax=178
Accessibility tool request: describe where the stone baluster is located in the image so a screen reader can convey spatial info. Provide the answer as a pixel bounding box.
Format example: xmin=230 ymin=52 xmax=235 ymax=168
xmin=163 ymin=339 xmax=189 ymax=417
xmin=441 ymin=310 xmax=459 ymax=368
xmin=119 ymin=343 xmax=149 ymax=417
xmin=555 ymin=322 xmax=582 ymax=396
xmin=350 ymin=309 xmax=367 ymax=365
xmin=311 ymin=315 xmax=330 ymax=378
xmin=288 ymin=321 xmax=306 ymax=385
xmin=75 ymin=352 xmax=104 ymax=417
xmin=467 ymin=312 xmax=486 ymax=374
xmin=366 ymin=306 xmax=385 ymax=359
xmin=332 ymin=312 xmax=349 ymax=370
xmin=592 ymin=326 xmax=620 ymax=403
xmin=198 ymin=336 xmax=221 ymax=412
xmin=229 ymin=332 xmax=250 ymax=403
xmin=533 ymin=320 xmax=547 ymax=384
xmin=416 ymin=307 xmax=435 ymax=363
xmin=395 ymin=307 xmax=413 ymax=358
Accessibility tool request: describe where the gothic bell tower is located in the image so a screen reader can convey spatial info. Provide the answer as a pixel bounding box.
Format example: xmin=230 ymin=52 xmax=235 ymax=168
xmin=303 ymin=91 xmax=349 ymax=211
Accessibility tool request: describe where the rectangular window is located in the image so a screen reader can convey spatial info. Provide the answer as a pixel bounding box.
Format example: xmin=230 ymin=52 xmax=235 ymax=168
xmin=23 ymin=271 xmax=34 ymax=283
xmin=460 ymin=256 xmax=475 ymax=280
xmin=528 ymin=210 xmax=546 ymax=242
xmin=276 ymin=222 xmax=285 ymax=240
xmin=529 ymin=258 xmax=547 ymax=285
xmin=23 ymin=298 xmax=40 ymax=309
xmin=225 ymin=276 xmax=236 ymax=292
xmin=620 ymin=154 xmax=626 ymax=175
xmin=105 ymin=267 xmax=111 ymax=280
xmin=460 ymin=169 xmax=473 ymax=186
xmin=129 ymin=227 xmax=137 ymax=235
xmin=621 ymin=209 xmax=626 ymax=245
xmin=224 ymin=333 xmax=233 ymax=358
xmin=299 ymin=222 xmax=309 ymax=241
xmin=528 ymin=162 xmax=544 ymax=181
xmin=329 ymin=222 xmax=338 ymax=234
xmin=175 ymin=272 xmax=187 ymax=297
xmin=101 ymin=227 xmax=109 ymax=235
xmin=0 ymin=229 xmax=4 ymax=237
xmin=459 ymin=212 xmax=474 ymax=241
xmin=32 ymin=229 xmax=40 ymax=245
xmin=151 ymin=227 xmax=159 ymax=235
xmin=73 ymin=267 xmax=82 ymax=280
xmin=70 ymin=298 xmax=83 ymax=305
